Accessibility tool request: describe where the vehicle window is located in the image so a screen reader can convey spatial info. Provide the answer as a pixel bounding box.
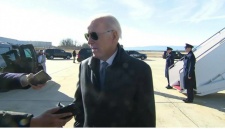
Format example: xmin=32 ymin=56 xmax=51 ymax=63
xmin=24 ymin=48 xmax=32 ymax=58
xmin=134 ymin=51 xmax=139 ymax=54
xmin=1 ymin=50 xmax=18 ymax=65
xmin=3 ymin=50 xmax=18 ymax=61
xmin=0 ymin=47 xmax=10 ymax=54
xmin=87 ymin=49 xmax=92 ymax=54
xmin=0 ymin=55 xmax=7 ymax=72
xmin=8 ymin=53 xmax=16 ymax=61
xmin=61 ymin=50 xmax=65 ymax=53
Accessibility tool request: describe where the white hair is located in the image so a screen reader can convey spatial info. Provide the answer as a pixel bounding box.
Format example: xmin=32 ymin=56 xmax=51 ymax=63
xmin=89 ymin=14 xmax=122 ymax=39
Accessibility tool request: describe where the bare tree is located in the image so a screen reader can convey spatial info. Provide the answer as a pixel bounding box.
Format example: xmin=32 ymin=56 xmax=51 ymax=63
xmin=59 ymin=38 xmax=74 ymax=47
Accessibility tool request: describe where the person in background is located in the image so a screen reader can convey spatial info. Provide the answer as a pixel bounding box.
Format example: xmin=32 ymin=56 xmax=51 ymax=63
xmin=72 ymin=49 xmax=77 ymax=63
xmin=165 ymin=47 xmax=174 ymax=89
xmin=73 ymin=15 xmax=155 ymax=127
xmin=183 ymin=43 xmax=196 ymax=103
xmin=38 ymin=50 xmax=46 ymax=72
xmin=162 ymin=51 xmax=167 ymax=59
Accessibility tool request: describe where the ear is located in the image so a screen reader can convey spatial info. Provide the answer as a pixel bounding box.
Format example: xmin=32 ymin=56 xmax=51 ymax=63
xmin=112 ymin=31 xmax=119 ymax=41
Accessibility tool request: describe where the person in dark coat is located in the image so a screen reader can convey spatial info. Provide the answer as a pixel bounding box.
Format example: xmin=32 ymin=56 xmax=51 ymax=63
xmin=73 ymin=15 xmax=156 ymax=127
xmin=183 ymin=43 xmax=196 ymax=103
xmin=72 ymin=50 xmax=77 ymax=63
xmin=162 ymin=51 xmax=167 ymax=59
xmin=165 ymin=47 xmax=174 ymax=89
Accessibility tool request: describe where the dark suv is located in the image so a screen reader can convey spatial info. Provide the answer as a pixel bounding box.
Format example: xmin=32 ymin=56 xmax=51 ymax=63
xmin=77 ymin=48 xmax=92 ymax=62
xmin=162 ymin=51 xmax=184 ymax=59
xmin=126 ymin=50 xmax=147 ymax=60
xmin=45 ymin=49 xmax=72 ymax=59
xmin=0 ymin=42 xmax=38 ymax=73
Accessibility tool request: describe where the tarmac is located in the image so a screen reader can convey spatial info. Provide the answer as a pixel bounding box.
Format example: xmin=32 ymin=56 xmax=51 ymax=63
xmin=0 ymin=57 xmax=225 ymax=127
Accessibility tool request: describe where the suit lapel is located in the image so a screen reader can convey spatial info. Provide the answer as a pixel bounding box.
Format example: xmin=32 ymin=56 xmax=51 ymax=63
xmin=88 ymin=57 xmax=101 ymax=90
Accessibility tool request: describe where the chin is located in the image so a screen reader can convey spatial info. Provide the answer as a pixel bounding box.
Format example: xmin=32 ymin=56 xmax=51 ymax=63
xmin=92 ymin=53 xmax=101 ymax=59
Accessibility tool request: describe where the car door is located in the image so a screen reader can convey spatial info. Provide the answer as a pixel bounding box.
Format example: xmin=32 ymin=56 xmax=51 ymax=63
xmin=0 ymin=50 xmax=20 ymax=73
xmin=59 ymin=50 xmax=66 ymax=57
xmin=18 ymin=44 xmax=38 ymax=73
xmin=54 ymin=49 xmax=61 ymax=57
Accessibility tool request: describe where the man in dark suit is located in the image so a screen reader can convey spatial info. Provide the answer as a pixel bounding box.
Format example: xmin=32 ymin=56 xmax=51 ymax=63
xmin=73 ymin=15 xmax=155 ymax=127
xmin=183 ymin=43 xmax=196 ymax=103
xmin=165 ymin=47 xmax=174 ymax=89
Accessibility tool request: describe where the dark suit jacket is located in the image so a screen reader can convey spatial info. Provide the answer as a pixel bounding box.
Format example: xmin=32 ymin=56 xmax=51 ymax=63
xmin=73 ymin=44 xmax=156 ymax=127
xmin=0 ymin=73 xmax=29 ymax=92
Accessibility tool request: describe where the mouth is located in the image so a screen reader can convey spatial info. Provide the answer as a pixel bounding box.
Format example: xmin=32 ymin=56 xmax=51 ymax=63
xmin=91 ymin=47 xmax=98 ymax=52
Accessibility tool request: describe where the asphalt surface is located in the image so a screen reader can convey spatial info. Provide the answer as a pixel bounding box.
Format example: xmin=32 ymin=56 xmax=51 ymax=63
xmin=0 ymin=58 xmax=224 ymax=127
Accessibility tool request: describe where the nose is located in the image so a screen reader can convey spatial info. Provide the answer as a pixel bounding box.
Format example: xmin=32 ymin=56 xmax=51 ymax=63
xmin=88 ymin=37 xmax=95 ymax=45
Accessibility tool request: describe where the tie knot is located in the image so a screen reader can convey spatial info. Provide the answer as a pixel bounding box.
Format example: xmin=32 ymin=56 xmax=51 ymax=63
xmin=102 ymin=62 xmax=108 ymax=68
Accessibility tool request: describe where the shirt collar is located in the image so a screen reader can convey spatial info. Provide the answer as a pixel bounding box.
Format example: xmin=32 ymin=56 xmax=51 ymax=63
xmin=100 ymin=49 xmax=118 ymax=66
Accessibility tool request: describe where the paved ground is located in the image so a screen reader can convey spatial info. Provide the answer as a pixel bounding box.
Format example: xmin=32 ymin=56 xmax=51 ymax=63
xmin=0 ymin=58 xmax=225 ymax=127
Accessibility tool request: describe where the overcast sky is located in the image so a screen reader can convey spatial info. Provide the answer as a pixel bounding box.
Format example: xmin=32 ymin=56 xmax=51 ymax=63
xmin=0 ymin=0 xmax=225 ymax=47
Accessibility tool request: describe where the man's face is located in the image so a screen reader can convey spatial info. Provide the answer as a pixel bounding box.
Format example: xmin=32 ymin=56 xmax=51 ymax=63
xmin=185 ymin=47 xmax=191 ymax=52
xmin=167 ymin=50 xmax=171 ymax=53
xmin=87 ymin=19 xmax=115 ymax=60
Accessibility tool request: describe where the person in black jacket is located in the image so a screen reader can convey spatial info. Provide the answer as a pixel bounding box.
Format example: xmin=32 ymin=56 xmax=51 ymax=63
xmin=165 ymin=47 xmax=174 ymax=89
xmin=72 ymin=50 xmax=77 ymax=63
xmin=73 ymin=15 xmax=155 ymax=127
xmin=183 ymin=43 xmax=196 ymax=103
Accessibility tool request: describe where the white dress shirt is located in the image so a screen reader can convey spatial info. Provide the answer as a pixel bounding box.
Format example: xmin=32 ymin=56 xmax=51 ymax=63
xmin=100 ymin=49 xmax=118 ymax=70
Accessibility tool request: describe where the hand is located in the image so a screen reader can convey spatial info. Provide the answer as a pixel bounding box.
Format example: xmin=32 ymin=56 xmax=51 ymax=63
xmin=30 ymin=107 xmax=73 ymax=127
xmin=31 ymin=84 xmax=45 ymax=90
xmin=27 ymin=73 xmax=46 ymax=89
xmin=188 ymin=77 xmax=192 ymax=79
